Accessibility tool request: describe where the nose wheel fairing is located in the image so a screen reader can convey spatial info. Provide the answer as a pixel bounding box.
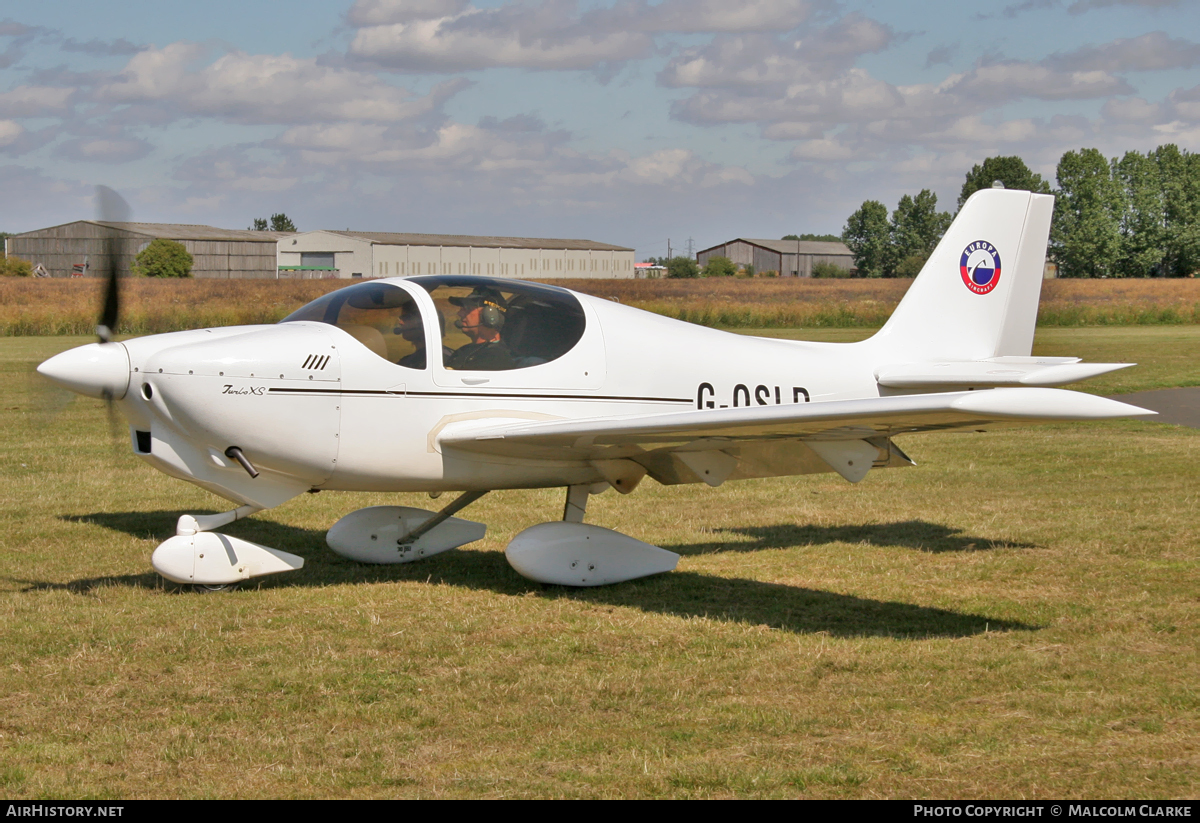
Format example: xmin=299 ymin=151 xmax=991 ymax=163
xmin=153 ymin=531 xmax=304 ymax=586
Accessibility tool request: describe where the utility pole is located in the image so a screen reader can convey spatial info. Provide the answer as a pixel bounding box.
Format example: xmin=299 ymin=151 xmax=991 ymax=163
xmin=667 ymin=238 xmax=671 ymax=260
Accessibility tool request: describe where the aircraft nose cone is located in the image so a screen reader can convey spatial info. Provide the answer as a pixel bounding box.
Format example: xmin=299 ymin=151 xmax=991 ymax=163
xmin=37 ymin=342 xmax=131 ymax=400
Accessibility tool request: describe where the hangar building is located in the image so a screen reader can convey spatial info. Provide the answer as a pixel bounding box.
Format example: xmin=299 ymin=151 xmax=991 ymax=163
xmin=6 ymin=221 xmax=289 ymax=279
xmin=697 ymin=238 xmax=855 ymax=277
xmin=278 ymin=231 xmax=636 ymax=280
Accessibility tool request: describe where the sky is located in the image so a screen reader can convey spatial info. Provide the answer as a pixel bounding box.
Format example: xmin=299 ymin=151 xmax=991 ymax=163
xmin=1 ymin=0 xmax=1197 ymax=260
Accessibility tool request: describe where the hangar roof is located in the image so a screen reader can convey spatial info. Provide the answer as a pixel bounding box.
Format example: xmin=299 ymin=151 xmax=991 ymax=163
xmin=699 ymin=238 xmax=852 ymax=256
xmin=13 ymin=221 xmax=291 ymax=242
xmin=92 ymin=222 xmax=292 ymax=241
xmin=325 ymin=230 xmax=632 ymax=252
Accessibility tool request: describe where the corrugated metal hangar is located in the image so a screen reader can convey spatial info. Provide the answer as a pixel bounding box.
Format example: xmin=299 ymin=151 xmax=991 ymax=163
xmin=6 ymin=221 xmax=637 ymax=280
xmin=277 ymin=231 xmax=636 ymax=280
xmin=6 ymin=221 xmax=289 ymax=279
xmin=697 ymin=238 xmax=855 ymax=277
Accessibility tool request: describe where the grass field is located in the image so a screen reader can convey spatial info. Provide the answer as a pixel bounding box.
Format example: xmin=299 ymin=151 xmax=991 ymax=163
xmin=1 ymin=329 xmax=1197 ymax=798
xmin=2 ymin=276 xmax=1198 ymax=335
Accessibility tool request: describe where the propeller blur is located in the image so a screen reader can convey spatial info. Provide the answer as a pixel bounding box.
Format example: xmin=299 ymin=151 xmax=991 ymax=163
xmin=38 ymin=189 xmax=1154 ymax=589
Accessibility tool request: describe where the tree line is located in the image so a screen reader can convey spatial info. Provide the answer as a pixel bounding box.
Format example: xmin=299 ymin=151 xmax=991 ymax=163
xmin=250 ymin=213 xmax=297 ymax=232
xmin=842 ymin=146 xmax=1199 ymax=278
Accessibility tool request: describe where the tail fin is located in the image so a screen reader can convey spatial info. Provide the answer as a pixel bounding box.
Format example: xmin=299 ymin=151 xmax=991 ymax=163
xmin=868 ymin=189 xmax=1054 ymax=361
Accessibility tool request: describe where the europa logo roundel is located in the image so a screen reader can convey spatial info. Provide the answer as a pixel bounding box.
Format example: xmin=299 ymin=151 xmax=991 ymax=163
xmin=960 ymin=241 xmax=1002 ymax=294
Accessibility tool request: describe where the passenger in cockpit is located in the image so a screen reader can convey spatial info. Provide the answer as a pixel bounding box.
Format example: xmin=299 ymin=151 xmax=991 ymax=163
xmin=395 ymin=302 xmax=452 ymax=369
xmin=445 ymin=286 xmax=517 ymax=371
xmin=394 ymin=302 xmax=427 ymax=369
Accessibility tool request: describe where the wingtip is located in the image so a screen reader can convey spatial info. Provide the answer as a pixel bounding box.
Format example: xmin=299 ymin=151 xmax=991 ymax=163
xmin=952 ymin=388 xmax=1159 ymax=421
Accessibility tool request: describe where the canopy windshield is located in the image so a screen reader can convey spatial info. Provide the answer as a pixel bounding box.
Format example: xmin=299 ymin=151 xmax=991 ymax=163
xmin=281 ymin=277 xmax=587 ymax=372
xmin=411 ymin=276 xmax=585 ymax=371
xmin=280 ymin=281 xmax=428 ymax=369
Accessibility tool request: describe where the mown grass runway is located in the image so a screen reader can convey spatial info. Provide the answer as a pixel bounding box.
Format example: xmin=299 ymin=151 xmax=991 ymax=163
xmin=1 ymin=329 xmax=1196 ymax=798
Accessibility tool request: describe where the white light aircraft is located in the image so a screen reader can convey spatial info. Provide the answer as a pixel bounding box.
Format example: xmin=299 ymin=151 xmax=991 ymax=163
xmin=39 ymin=189 xmax=1154 ymax=590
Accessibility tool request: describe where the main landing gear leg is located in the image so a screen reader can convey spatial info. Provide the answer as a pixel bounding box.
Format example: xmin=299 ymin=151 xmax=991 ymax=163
xmin=505 ymin=484 xmax=680 ymax=587
xmin=151 ymin=504 xmax=305 ymax=591
xmin=563 ymin=484 xmax=590 ymax=523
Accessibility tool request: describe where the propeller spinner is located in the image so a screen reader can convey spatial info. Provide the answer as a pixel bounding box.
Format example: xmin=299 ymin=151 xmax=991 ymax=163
xmin=36 ymin=187 xmax=133 ymax=415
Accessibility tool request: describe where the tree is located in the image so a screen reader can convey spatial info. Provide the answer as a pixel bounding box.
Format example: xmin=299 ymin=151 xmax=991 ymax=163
xmin=250 ymin=214 xmax=298 ymax=232
xmin=782 ymin=233 xmax=841 ymax=242
xmin=701 ymin=255 xmax=736 ymax=277
xmin=889 ymin=189 xmax=952 ymax=277
xmin=666 ymin=256 xmax=699 ymax=278
xmin=134 ymin=239 xmax=193 ymax=278
xmin=841 ymin=200 xmax=889 ymax=277
xmin=1050 ymin=148 xmax=1123 ymax=278
xmin=0 ymin=255 xmax=32 ymax=276
xmin=270 ymin=213 xmax=297 ymax=232
xmin=811 ymin=261 xmax=851 ymax=278
xmin=1154 ymin=144 xmax=1200 ymax=277
xmin=1113 ymin=150 xmax=1165 ymax=277
xmin=958 ymin=156 xmax=1051 ymax=210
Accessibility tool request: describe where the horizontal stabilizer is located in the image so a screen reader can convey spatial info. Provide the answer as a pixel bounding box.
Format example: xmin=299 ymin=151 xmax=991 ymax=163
xmin=876 ymin=358 xmax=1134 ymax=389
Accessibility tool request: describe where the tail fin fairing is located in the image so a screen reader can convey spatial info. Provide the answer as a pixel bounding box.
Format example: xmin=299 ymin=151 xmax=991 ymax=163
xmin=868 ymin=189 xmax=1055 ymax=362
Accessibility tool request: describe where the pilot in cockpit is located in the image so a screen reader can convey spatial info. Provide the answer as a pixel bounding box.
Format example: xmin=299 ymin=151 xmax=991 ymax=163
xmin=445 ymin=286 xmax=517 ymax=371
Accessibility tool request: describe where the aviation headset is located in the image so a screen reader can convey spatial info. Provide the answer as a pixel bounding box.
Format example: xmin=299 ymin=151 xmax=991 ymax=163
xmin=476 ymin=299 xmax=505 ymax=331
xmin=454 ymin=297 xmax=505 ymax=332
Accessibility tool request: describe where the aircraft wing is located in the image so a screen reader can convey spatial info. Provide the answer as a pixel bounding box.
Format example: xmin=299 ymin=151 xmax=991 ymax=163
xmin=437 ymin=388 xmax=1154 ymax=487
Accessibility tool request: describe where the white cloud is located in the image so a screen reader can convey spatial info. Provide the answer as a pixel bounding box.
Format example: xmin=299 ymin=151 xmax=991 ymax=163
xmin=349 ymin=4 xmax=653 ymax=72
xmin=175 ymin=148 xmax=301 ymax=192
xmin=1047 ymin=32 xmax=1200 ymax=72
xmin=636 ymin=0 xmax=816 ymax=34
xmin=270 ymin=115 xmax=755 ymax=197
xmin=801 ymin=13 xmax=893 ymax=67
xmin=61 ymin=37 xmax=146 ymax=56
xmin=762 ymin=121 xmax=825 ymax=139
xmin=671 ymin=69 xmax=906 ymax=129
xmin=661 ymin=36 xmax=813 ymax=88
xmin=1101 ymin=96 xmax=1165 ymax=123
xmin=0 ymin=85 xmax=73 ymax=117
xmin=941 ymin=115 xmax=1038 ymax=143
xmin=347 ymin=0 xmax=830 ymax=72
xmin=346 ymin=0 xmax=469 ymax=26
xmin=0 ymin=119 xmax=23 ymax=147
xmin=699 ymin=166 xmax=755 ymax=187
xmin=790 ymin=138 xmax=854 ymax=160
xmin=0 ymin=119 xmax=56 ymax=156
xmin=1067 ymin=0 xmax=1181 ymax=13
xmin=952 ymin=62 xmax=1131 ymax=101
xmin=1167 ymin=84 xmax=1200 ymax=122
xmin=660 ymin=15 xmax=894 ymax=89
xmin=54 ymin=136 xmax=151 ymax=163
xmin=101 ymin=44 xmax=467 ymax=124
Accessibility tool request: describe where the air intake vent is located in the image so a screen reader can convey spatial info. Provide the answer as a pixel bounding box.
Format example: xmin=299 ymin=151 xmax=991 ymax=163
xmin=302 ymin=354 xmax=331 ymax=370
xmin=135 ymin=430 xmax=152 ymax=453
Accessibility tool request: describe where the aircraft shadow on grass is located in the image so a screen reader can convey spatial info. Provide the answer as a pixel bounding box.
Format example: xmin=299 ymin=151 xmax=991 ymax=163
xmin=663 ymin=522 xmax=1038 ymax=556
xmin=32 ymin=510 xmax=1038 ymax=639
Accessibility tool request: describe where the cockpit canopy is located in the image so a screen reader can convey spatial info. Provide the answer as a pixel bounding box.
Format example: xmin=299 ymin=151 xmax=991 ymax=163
xmin=280 ymin=276 xmax=587 ymax=371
